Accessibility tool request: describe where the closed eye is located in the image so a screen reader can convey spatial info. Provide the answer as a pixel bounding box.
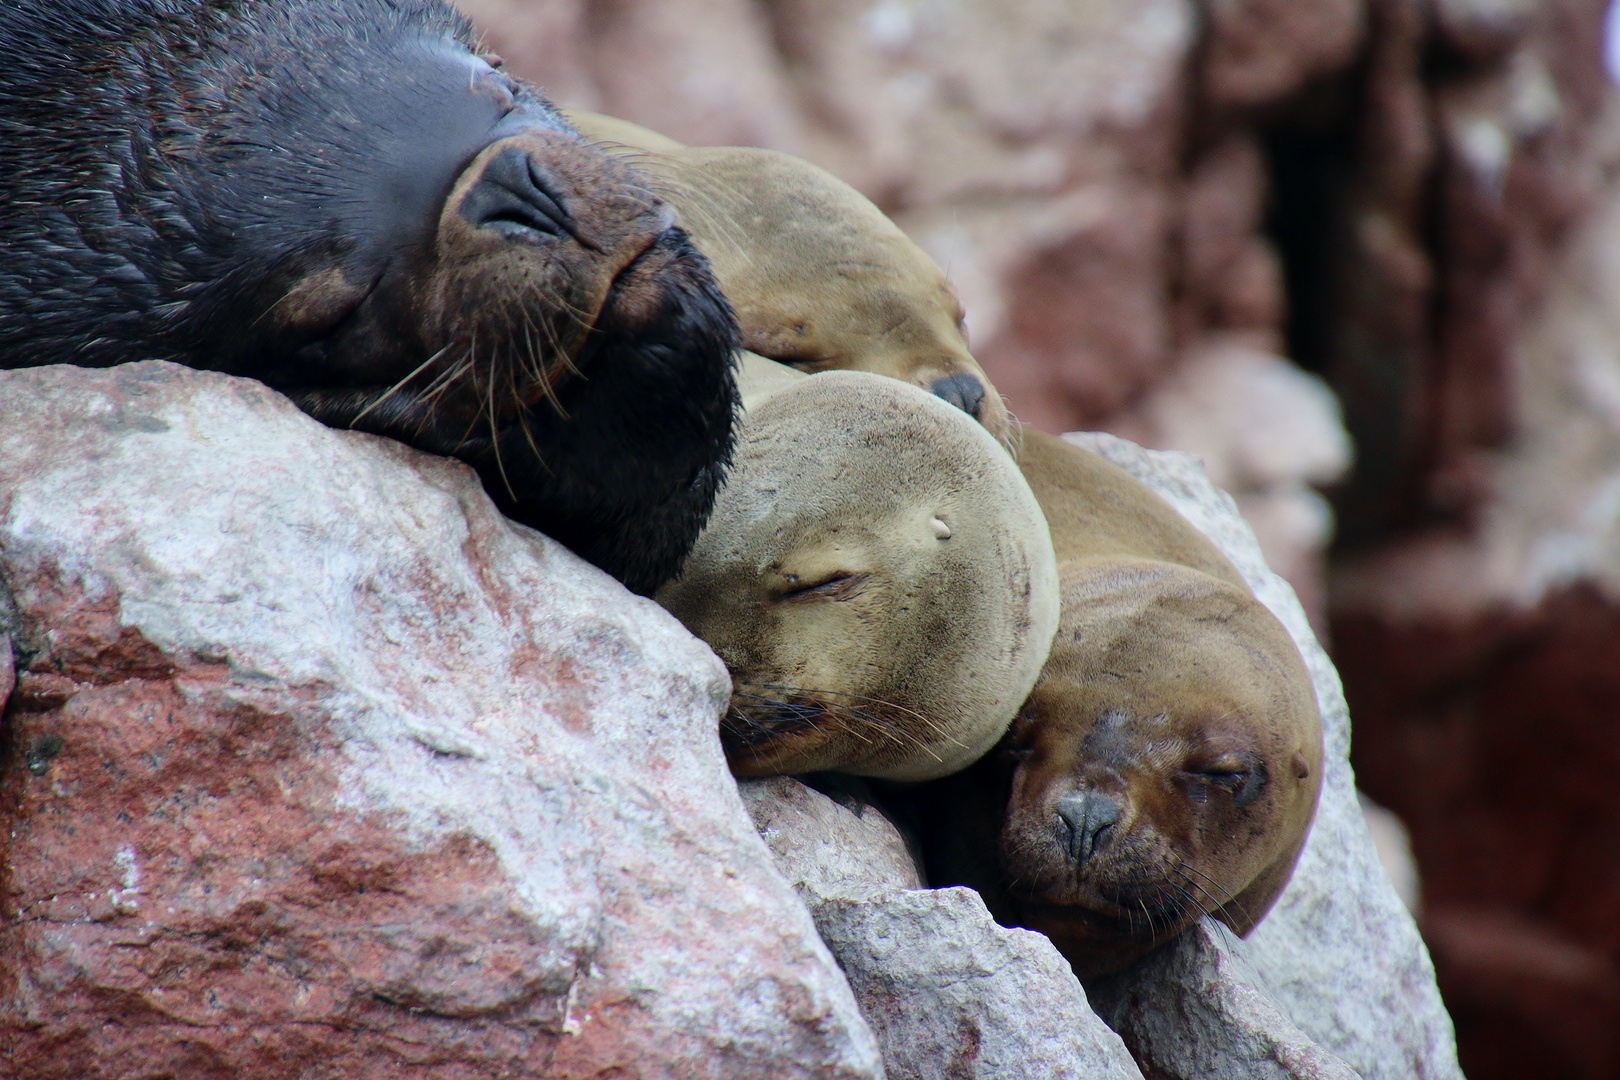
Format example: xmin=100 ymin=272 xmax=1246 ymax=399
xmin=777 ymin=572 xmax=869 ymax=602
xmin=1184 ymin=759 xmax=1268 ymax=809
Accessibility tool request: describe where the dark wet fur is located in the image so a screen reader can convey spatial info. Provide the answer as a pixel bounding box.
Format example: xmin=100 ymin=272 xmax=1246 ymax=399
xmin=0 ymin=0 xmax=739 ymax=594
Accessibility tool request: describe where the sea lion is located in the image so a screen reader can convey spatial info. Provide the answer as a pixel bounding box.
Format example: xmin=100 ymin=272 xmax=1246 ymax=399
xmin=563 ymin=109 xmax=1013 ymax=442
xmin=906 ymin=429 xmax=1324 ymax=977
xmin=0 ymin=0 xmax=738 ymax=595
xmin=657 ymin=362 xmax=1058 ymax=780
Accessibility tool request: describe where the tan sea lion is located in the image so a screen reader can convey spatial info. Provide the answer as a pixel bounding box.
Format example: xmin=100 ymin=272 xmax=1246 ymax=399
xmin=907 ymin=428 xmax=1324 ymax=977
xmin=656 ymin=364 xmax=1058 ymax=781
xmin=564 ymin=109 xmax=1014 ymax=442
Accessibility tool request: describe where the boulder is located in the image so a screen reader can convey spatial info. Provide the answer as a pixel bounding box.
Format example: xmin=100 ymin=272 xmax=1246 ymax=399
xmin=0 ymin=362 xmax=882 ymax=1079
xmin=741 ymin=778 xmax=1145 ymax=1080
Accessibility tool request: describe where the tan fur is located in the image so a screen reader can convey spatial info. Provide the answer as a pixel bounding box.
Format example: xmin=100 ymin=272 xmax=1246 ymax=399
xmin=565 ymin=109 xmax=1013 ymax=441
xmin=656 ymin=371 xmax=1058 ymax=781
xmin=916 ymin=429 xmax=1323 ymax=977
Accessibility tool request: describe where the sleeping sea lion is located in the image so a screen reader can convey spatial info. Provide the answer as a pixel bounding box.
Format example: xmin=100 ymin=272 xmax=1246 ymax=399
xmin=563 ymin=109 xmax=1012 ymax=442
xmin=0 ymin=0 xmax=738 ymax=595
xmin=656 ymin=361 xmax=1058 ymax=780
xmin=906 ymin=429 xmax=1324 ymax=977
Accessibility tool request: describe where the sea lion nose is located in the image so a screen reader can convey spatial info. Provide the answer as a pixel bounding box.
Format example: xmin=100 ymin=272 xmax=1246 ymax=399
xmin=459 ymin=144 xmax=576 ymax=241
xmin=1056 ymin=792 xmax=1122 ymax=868
xmin=930 ymin=372 xmax=985 ymax=420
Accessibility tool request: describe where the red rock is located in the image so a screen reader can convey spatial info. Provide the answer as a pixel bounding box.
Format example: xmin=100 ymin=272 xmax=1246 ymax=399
xmin=0 ymin=362 xmax=881 ymax=1079
xmin=1335 ymin=586 xmax=1620 ymax=1080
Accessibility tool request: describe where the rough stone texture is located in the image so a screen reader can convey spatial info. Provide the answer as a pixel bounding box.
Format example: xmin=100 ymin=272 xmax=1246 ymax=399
xmin=810 ymin=887 xmax=1145 ymax=1080
xmin=741 ymin=778 xmax=1144 ymax=1080
xmin=740 ymin=778 xmax=922 ymax=894
xmin=1087 ymin=923 xmax=1359 ymax=1080
xmin=0 ymin=362 xmax=883 ymax=1079
xmin=1065 ymin=432 xmax=1461 ymax=1080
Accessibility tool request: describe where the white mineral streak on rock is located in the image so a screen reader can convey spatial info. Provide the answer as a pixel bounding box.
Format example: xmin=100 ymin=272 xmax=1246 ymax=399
xmin=1066 ymin=431 xmax=1462 ymax=1080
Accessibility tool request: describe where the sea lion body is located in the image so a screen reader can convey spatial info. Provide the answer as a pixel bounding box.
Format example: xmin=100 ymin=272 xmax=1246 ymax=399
xmin=911 ymin=429 xmax=1323 ymax=976
xmin=657 ymin=365 xmax=1058 ymax=781
xmin=0 ymin=0 xmax=738 ymax=594
xmin=564 ymin=110 xmax=1011 ymax=441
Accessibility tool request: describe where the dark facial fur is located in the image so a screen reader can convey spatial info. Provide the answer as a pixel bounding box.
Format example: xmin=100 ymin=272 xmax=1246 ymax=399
xmin=0 ymin=0 xmax=739 ymax=594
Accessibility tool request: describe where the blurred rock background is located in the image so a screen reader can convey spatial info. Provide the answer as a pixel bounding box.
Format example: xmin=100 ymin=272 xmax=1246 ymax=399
xmin=456 ymin=0 xmax=1620 ymax=1075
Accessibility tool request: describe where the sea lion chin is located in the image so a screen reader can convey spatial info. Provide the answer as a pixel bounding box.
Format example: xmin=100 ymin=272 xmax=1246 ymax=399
xmin=908 ymin=430 xmax=1324 ymax=977
xmin=0 ymin=0 xmax=739 ymax=595
xmin=656 ymin=362 xmax=1059 ymax=781
xmin=563 ymin=109 xmax=1013 ymax=444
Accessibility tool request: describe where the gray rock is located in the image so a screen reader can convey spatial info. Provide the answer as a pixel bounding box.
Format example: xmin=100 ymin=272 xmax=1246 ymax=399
xmin=0 ymin=362 xmax=883 ymax=1079
xmin=1066 ymin=432 xmax=1461 ymax=1080
xmin=1087 ymin=923 xmax=1359 ymax=1080
xmin=741 ymin=777 xmax=1144 ymax=1080
xmin=813 ymin=886 xmax=1146 ymax=1080
xmin=740 ymin=777 xmax=923 ymax=892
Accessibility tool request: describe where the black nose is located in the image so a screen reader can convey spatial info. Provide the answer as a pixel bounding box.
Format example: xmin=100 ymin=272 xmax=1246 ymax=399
xmin=930 ymin=372 xmax=985 ymax=420
xmin=1056 ymin=792 xmax=1121 ymax=868
xmin=459 ymin=145 xmax=576 ymax=241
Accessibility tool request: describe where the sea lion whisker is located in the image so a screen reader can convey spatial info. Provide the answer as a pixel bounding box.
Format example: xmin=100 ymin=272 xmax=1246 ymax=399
xmin=1174 ymin=866 xmax=1238 ymax=928
xmin=535 ymin=307 xmax=584 ymax=381
xmin=409 ymin=354 xmax=475 ymax=435
xmin=348 ymin=342 xmax=453 ymax=427
xmin=1179 ymin=862 xmax=1252 ymax=928
xmin=744 ymin=682 xmax=951 ymax=739
xmin=734 ymin=687 xmax=940 ymax=753
xmin=482 ymin=334 xmax=520 ymax=501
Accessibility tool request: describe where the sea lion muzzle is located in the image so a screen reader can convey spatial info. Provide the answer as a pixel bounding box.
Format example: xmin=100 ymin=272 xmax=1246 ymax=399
xmin=1055 ymin=791 xmax=1122 ymax=869
xmin=930 ymin=372 xmax=986 ymax=420
xmin=458 ymin=145 xmax=581 ymax=243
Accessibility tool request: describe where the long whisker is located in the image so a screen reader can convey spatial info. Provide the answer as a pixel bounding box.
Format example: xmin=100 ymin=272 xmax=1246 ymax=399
xmin=349 ymin=343 xmax=452 ymax=427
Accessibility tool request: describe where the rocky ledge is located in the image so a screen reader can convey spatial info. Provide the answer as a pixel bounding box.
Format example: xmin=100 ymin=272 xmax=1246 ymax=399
xmin=0 ymin=363 xmax=1459 ymax=1078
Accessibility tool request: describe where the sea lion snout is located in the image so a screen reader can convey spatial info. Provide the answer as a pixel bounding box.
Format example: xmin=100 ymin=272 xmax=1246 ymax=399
xmin=1055 ymin=791 xmax=1121 ymax=868
xmin=930 ymin=372 xmax=986 ymax=420
xmin=459 ymin=144 xmax=579 ymax=243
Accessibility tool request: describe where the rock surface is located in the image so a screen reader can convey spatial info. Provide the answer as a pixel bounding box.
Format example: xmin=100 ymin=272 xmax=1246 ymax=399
xmin=1065 ymin=432 xmax=1461 ymax=1080
xmin=0 ymin=362 xmax=882 ymax=1079
xmin=741 ymin=778 xmax=1145 ymax=1080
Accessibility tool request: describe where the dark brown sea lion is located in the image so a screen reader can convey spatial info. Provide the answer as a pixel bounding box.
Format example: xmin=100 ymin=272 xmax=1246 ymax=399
xmin=656 ymin=362 xmax=1059 ymax=781
xmin=906 ymin=429 xmax=1324 ymax=977
xmin=563 ymin=110 xmax=1013 ymax=443
xmin=0 ymin=0 xmax=738 ymax=595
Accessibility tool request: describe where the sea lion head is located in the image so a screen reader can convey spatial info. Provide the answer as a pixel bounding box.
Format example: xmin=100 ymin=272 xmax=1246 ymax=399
xmin=656 ymin=370 xmax=1059 ymax=781
xmin=0 ymin=1 xmax=738 ymax=594
xmin=998 ymin=559 xmax=1323 ymax=976
xmin=564 ymin=112 xmax=1010 ymax=442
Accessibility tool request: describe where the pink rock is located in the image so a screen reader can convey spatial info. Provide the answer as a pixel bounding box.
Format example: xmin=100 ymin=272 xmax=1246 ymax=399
xmin=0 ymin=362 xmax=880 ymax=1079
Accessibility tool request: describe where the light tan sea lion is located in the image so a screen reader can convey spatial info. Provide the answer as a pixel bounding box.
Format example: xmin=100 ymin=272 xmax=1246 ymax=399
xmin=564 ymin=109 xmax=1014 ymax=443
xmin=656 ymin=365 xmax=1058 ymax=781
xmin=907 ymin=428 xmax=1324 ymax=977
